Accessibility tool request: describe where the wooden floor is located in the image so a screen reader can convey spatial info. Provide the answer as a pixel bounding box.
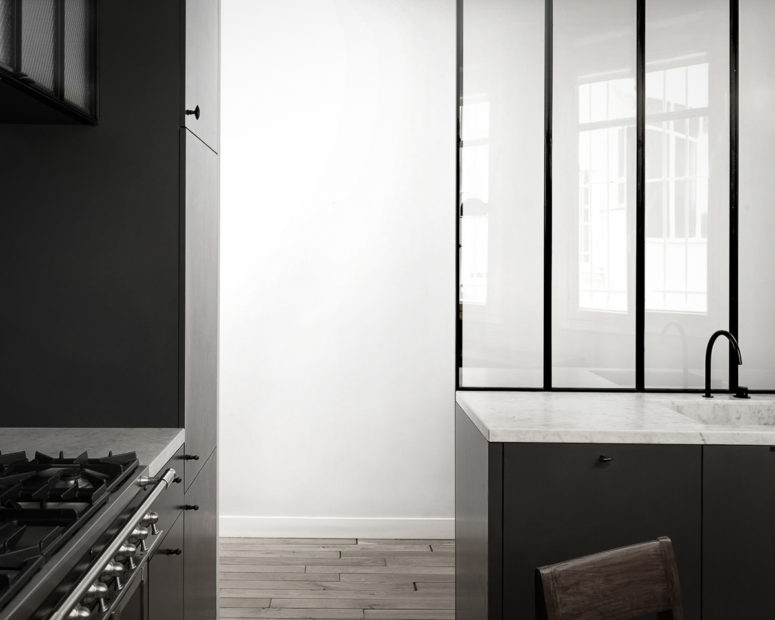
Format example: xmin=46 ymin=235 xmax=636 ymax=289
xmin=219 ymin=537 xmax=455 ymax=619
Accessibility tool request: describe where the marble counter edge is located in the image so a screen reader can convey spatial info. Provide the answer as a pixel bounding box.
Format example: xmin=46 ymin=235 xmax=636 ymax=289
xmin=456 ymin=392 xmax=775 ymax=445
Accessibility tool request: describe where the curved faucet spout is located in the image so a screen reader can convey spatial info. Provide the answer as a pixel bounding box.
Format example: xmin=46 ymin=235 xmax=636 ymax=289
xmin=705 ymin=330 xmax=743 ymax=398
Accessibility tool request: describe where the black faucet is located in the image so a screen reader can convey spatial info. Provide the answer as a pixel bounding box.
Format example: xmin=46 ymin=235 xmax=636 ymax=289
xmin=704 ymin=330 xmax=748 ymax=398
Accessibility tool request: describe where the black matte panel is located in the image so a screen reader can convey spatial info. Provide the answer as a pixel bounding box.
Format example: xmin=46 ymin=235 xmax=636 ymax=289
xmin=502 ymin=443 xmax=701 ymax=619
xmin=703 ymin=445 xmax=775 ymax=619
xmin=184 ymin=450 xmax=217 ymax=620
xmin=0 ymin=0 xmax=182 ymax=427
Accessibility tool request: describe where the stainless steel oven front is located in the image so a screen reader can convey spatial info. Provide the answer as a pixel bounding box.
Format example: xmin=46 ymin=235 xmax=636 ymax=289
xmin=47 ymin=468 xmax=176 ymax=620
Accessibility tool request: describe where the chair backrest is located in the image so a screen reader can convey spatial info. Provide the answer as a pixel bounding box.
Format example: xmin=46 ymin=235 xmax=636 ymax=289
xmin=535 ymin=537 xmax=683 ymax=620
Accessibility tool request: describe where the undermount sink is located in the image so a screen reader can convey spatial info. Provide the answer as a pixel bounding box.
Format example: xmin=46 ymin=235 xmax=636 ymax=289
xmin=670 ymin=399 xmax=775 ymax=426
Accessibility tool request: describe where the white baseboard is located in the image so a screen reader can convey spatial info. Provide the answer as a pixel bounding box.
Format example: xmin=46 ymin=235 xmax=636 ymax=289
xmin=219 ymin=515 xmax=455 ymax=539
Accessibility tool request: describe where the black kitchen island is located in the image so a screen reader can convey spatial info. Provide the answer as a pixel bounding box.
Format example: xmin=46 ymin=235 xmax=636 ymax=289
xmin=456 ymin=391 xmax=775 ymax=620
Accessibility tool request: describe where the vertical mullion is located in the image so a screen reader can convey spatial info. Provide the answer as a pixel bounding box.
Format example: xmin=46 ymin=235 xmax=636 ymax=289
xmin=54 ymin=0 xmax=65 ymax=99
xmin=636 ymin=0 xmax=646 ymax=390
xmin=12 ymin=0 xmax=22 ymax=73
xmin=729 ymin=0 xmax=739 ymax=390
xmin=543 ymin=0 xmax=553 ymax=390
xmin=455 ymin=0 xmax=463 ymax=390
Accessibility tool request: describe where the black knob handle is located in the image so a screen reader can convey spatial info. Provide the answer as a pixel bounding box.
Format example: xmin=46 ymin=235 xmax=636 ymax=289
xmin=598 ymin=455 xmax=614 ymax=464
xmin=173 ymin=476 xmax=183 ymax=484
xmin=185 ymin=105 xmax=201 ymax=120
xmin=184 ymin=504 xmax=200 ymax=511
xmin=183 ymin=454 xmax=200 ymax=461
xmin=160 ymin=548 xmax=182 ymax=555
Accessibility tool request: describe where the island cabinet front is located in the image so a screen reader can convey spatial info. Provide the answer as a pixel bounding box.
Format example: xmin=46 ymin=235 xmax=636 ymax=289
xmin=702 ymin=445 xmax=775 ymax=620
xmin=501 ymin=443 xmax=703 ymax=619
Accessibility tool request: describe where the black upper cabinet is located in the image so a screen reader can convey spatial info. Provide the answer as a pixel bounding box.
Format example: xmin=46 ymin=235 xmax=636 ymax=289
xmin=185 ymin=0 xmax=219 ymax=151
xmin=703 ymin=445 xmax=775 ymax=619
xmin=184 ymin=127 xmax=219 ymax=485
xmin=0 ymin=0 xmax=98 ymax=123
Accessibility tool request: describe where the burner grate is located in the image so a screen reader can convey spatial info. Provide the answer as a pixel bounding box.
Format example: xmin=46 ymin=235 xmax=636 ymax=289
xmin=0 ymin=450 xmax=138 ymax=611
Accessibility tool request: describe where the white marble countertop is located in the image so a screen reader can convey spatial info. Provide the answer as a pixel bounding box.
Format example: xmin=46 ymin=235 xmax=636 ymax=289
xmin=456 ymin=391 xmax=775 ymax=445
xmin=0 ymin=427 xmax=185 ymax=476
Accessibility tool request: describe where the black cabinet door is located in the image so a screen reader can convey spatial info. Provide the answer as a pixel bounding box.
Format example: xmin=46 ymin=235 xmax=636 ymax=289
xmin=183 ymin=450 xmax=218 ymax=620
xmin=502 ymin=443 xmax=702 ymax=620
xmin=149 ymin=515 xmax=184 ymax=620
xmin=703 ymin=445 xmax=775 ymax=619
xmin=184 ymin=129 xmax=219 ymax=487
xmin=185 ymin=0 xmax=219 ymax=151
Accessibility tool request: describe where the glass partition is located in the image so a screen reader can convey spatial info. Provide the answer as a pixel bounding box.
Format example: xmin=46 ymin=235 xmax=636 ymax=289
xmin=644 ymin=0 xmax=730 ymax=389
xmin=551 ymin=0 xmax=637 ymax=388
xmin=459 ymin=0 xmax=545 ymax=388
xmin=739 ymin=0 xmax=775 ymax=389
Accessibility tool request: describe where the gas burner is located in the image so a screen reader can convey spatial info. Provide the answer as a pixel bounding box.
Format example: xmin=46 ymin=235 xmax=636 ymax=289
xmin=0 ymin=450 xmax=139 ymax=611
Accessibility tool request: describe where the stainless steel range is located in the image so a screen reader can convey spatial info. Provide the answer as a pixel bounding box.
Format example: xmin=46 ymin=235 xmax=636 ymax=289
xmin=0 ymin=451 xmax=178 ymax=619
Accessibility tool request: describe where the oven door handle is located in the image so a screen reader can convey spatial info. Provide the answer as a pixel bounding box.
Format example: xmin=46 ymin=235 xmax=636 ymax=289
xmin=49 ymin=468 xmax=177 ymax=620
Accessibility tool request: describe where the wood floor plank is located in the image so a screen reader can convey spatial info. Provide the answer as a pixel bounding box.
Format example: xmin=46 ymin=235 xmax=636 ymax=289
xmin=221 ymin=538 xmax=358 ymax=546
xmin=339 ymin=574 xmax=452 ymax=584
xmin=219 ymin=537 xmax=455 ymax=619
xmin=309 ymin=565 xmax=453 ymax=576
xmin=364 ymin=611 xmax=454 ymax=619
xmin=218 ymin=572 xmax=340 ymax=582
xmin=220 ymin=557 xmax=385 ymax=567
xmin=270 ymin=597 xmax=453 ymax=610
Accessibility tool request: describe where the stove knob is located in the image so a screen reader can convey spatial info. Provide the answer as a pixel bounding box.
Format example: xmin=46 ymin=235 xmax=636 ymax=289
xmin=83 ymin=582 xmax=109 ymax=613
xmin=100 ymin=560 xmax=125 ymax=590
xmin=116 ymin=542 xmax=138 ymax=569
xmin=68 ymin=606 xmax=91 ymax=618
xmin=141 ymin=511 xmax=160 ymax=535
xmin=128 ymin=526 xmax=150 ymax=551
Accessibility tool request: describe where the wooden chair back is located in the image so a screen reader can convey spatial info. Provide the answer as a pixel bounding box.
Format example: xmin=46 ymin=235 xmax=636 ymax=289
xmin=535 ymin=536 xmax=683 ymax=620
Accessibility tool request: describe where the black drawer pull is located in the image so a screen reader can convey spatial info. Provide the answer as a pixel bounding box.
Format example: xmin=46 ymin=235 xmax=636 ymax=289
xmin=598 ymin=455 xmax=614 ymax=464
xmin=160 ymin=548 xmax=182 ymax=555
xmin=185 ymin=105 xmax=201 ymax=120
xmin=173 ymin=476 xmax=183 ymax=484
xmin=184 ymin=504 xmax=200 ymax=511
xmin=183 ymin=454 xmax=200 ymax=461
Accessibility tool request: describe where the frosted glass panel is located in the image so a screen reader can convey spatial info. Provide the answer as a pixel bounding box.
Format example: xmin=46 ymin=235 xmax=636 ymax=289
xmin=459 ymin=0 xmax=544 ymax=388
xmin=644 ymin=0 xmax=729 ymax=388
xmin=552 ymin=0 xmax=637 ymax=388
xmin=739 ymin=0 xmax=775 ymax=389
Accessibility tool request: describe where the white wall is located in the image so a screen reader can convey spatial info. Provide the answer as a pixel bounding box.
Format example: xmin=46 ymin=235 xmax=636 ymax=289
xmin=219 ymin=0 xmax=456 ymax=538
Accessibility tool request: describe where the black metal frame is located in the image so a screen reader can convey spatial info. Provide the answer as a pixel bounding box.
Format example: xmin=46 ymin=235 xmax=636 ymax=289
xmin=456 ymin=0 xmax=768 ymax=394
xmin=0 ymin=0 xmax=98 ymax=123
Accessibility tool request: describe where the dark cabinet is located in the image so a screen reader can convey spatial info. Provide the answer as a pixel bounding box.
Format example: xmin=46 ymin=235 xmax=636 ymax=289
xmin=185 ymin=0 xmax=220 ymax=151
xmin=502 ymin=443 xmax=702 ymax=619
xmin=149 ymin=514 xmax=184 ymax=620
xmin=183 ymin=450 xmax=218 ymax=620
xmin=183 ymin=128 xmax=219 ymax=487
xmin=703 ymin=445 xmax=775 ymax=619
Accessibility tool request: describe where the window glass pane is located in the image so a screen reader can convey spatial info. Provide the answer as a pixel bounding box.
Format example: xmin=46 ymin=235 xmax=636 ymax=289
xmin=459 ymin=0 xmax=544 ymax=388
xmin=645 ymin=0 xmax=729 ymax=388
xmin=552 ymin=0 xmax=636 ymax=388
xmin=739 ymin=0 xmax=775 ymax=389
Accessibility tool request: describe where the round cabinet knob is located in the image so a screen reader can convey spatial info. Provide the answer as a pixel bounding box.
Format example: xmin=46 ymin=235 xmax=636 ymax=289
xmin=185 ymin=105 xmax=201 ymax=120
xmin=116 ymin=543 xmax=138 ymax=568
xmin=141 ymin=511 xmax=160 ymax=535
xmin=83 ymin=582 xmax=109 ymax=613
xmin=100 ymin=560 xmax=125 ymax=590
xmin=68 ymin=606 xmax=91 ymax=618
xmin=128 ymin=526 xmax=149 ymax=542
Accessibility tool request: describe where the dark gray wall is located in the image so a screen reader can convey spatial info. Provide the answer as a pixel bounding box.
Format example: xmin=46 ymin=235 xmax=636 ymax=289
xmin=0 ymin=0 xmax=183 ymax=427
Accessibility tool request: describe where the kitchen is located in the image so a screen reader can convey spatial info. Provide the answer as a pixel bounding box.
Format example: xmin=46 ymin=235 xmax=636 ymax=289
xmin=1 ymin=1 xmax=774 ymax=619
